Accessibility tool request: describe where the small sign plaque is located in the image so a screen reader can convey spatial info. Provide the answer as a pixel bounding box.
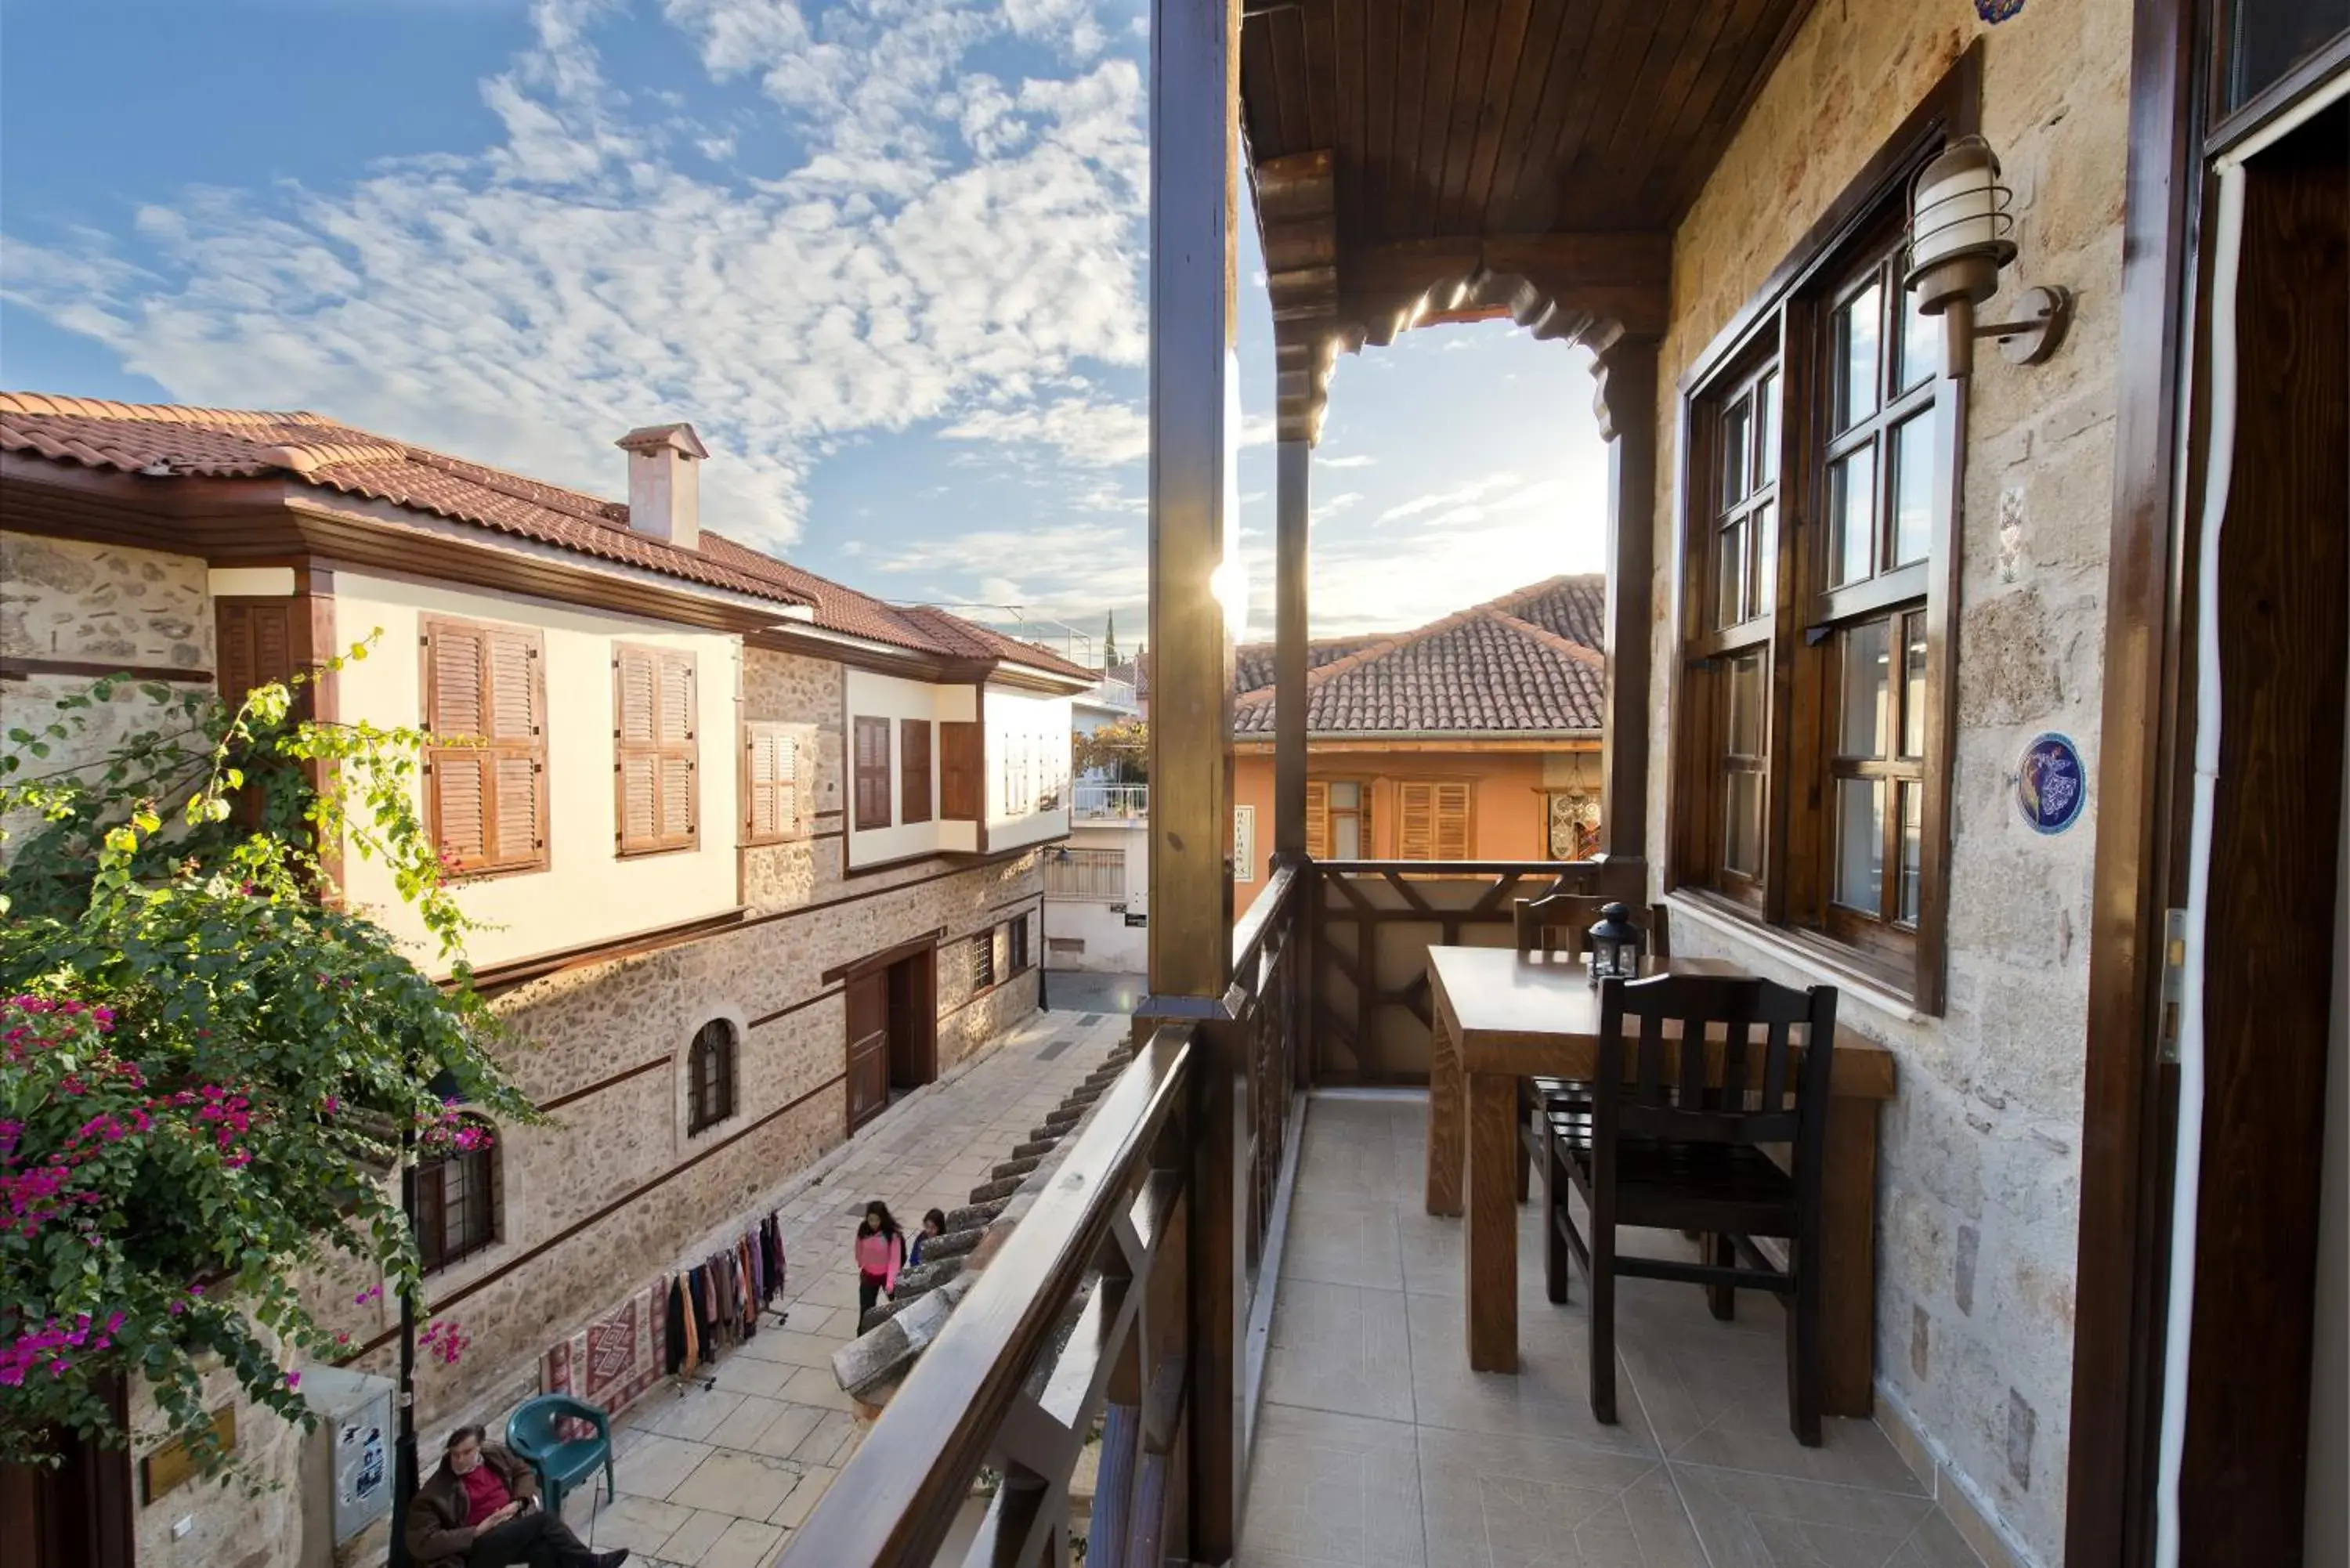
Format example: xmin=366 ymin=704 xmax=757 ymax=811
xmin=2017 ymin=733 xmax=2086 ymax=835
xmin=1123 ymin=912 xmax=1148 ymax=928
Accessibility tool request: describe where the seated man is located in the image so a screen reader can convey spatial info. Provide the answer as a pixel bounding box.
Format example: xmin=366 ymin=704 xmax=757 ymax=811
xmin=406 ymin=1424 xmax=627 ymax=1568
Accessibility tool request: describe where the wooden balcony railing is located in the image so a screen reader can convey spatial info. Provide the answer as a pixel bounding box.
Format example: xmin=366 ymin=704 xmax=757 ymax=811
xmin=1308 ymin=858 xmax=1640 ymax=1084
xmin=776 ymin=861 xmax=1308 ymax=1567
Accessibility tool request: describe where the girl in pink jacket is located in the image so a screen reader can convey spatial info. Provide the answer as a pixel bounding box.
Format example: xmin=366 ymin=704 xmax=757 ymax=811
xmin=855 ymin=1201 xmax=906 ymax=1322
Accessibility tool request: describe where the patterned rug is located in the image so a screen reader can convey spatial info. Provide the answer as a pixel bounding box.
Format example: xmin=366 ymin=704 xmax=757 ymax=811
xmin=541 ymin=1282 xmax=667 ymax=1436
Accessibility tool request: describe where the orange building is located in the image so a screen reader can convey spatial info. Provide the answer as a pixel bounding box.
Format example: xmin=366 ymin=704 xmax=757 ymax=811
xmin=1230 ymin=577 xmax=1606 ymax=919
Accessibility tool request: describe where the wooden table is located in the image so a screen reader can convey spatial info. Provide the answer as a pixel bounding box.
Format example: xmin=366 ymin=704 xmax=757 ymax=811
xmin=1423 ymin=948 xmax=1896 ymax=1411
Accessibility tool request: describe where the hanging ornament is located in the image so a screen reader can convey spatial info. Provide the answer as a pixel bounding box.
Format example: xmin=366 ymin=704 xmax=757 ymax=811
xmin=1976 ymin=0 xmax=2025 ymax=20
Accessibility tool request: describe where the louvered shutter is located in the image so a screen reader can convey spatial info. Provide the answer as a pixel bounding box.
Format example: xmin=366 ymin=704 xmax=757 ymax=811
xmin=940 ymin=721 xmax=982 ymax=822
xmin=1304 ymin=780 xmax=1329 ymax=860
xmin=900 ymin=719 xmax=933 ymax=825
xmin=1433 ymin=782 xmax=1471 ymax=861
xmin=743 ymin=723 xmax=796 ymax=844
xmin=215 ymin=600 xmax=298 ymax=704
xmin=423 ymin=617 xmax=545 ymax=875
xmin=853 ymin=717 xmax=892 ymax=831
xmin=1397 ymin=782 xmax=1435 ymax=861
xmin=614 ymin=645 xmax=697 ymax=854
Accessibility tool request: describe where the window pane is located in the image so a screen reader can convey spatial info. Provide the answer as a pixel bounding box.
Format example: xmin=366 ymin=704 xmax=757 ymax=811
xmin=1333 ymin=813 xmax=1361 ymax=860
xmin=1726 ymin=651 xmax=1763 ymax=757
xmin=1836 ymin=281 xmax=1882 ymax=428
xmin=1755 ymin=374 xmax=1778 ymax=486
xmin=1898 ymin=782 xmax=1924 ymax=926
xmin=1720 ymin=396 xmax=1752 ymax=506
xmin=1725 ymin=771 xmax=1762 ymax=879
xmin=1899 ymin=282 xmax=1940 ymax=390
xmin=1831 ymin=445 xmax=1877 ymax=586
xmin=1752 ymin=502 xmax=1777 ymax=613
xmin=1839 ymin=620 xmax=1892 ymax=758
xmin=1901 ymin=613 xmax=1929 ymax=759
xmin=1717 ymin=518 xmax=1748 ymax=628
xmin=2224 ymin=0 xmax=2350 ymax=109
xmin=1889 ymin=414 xmax=1935 ymax=566
xmin=1834 ymin=779 xmax=1885 ymax=912
xmin=1329 ymin=782 xmax=1360 ymax=808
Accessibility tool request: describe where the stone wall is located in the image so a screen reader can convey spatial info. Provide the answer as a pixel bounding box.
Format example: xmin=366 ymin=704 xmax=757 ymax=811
xmin=0 ymin=534 xmax=217 ymax=830
xmin=1645 ymin=5 xmax=2128 ymax=1562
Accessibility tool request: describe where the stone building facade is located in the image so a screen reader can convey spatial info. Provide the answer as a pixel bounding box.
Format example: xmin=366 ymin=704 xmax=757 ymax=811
xmin=0 ymin=394 xmax=1088 ymax=1568
xmin=1638 ymin=4 xmax=2129 ymax=1560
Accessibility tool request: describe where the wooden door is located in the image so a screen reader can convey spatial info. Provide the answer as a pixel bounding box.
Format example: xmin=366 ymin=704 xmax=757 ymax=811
xmin=885 ymin=952 xmax=937 ymax=1090
xmin=846 ymin=970 xmax=890 ymax=1133
xmin=0 ymin=1387 xmax=134 ymax=1568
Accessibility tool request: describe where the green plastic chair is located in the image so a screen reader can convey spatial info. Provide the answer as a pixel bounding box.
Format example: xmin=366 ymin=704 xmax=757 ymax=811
xmin=505 ymin=1395 xmax=614 ymax=1519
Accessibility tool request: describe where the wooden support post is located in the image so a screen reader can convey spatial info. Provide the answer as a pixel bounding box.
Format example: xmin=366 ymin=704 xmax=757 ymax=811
xmin=1274 ymin=439 xmax=1310 ymax=860
xmin=1590 ymin=332 xmax=1660 ymax=865
xmin=1147 ymin=0 xmax=1242 ymax=1559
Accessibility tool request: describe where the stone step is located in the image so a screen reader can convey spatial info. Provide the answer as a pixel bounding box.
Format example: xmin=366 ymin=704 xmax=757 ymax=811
xmin=966 ymin=1173 xmax=1024 ymax=1205
xmin=989 ymin=1153 xmax=1043 ymax=1183
xmin=920 ymin=1227 xmax=986 ymax=1264
xmin=1043 ymin=1105 xmax=1085 ymax=1131
xmin=891 ymin=1255 xmax=966 ymax=1301
xmin=1014 ymin=1135 xmax=1061 ymax=1160
xmin=945 ymin=1197 xmax=1011 ymax=1232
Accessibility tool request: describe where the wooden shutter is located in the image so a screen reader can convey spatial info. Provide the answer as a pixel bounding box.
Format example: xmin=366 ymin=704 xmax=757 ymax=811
xmin=1304 ymin=780 xmax=1329 ymax=860
xmin=422 ymin=617 xmax=546 ymax=875
xmin=743 ymin=723 xmax=797 ymax=845
xmin=900 ymin=719 xmax=933 ymax=825
xmin=613 ymin=645 xmax=698 ymax=854
xmin=1396 ymin=781 xmax=1470 ymax=862
xmin=852 ymin=717 xmax=892 ymax=831
xmin=215 ymin=599 xmax=299 ymax=705
xmin=940 ymin=721 xmax=982 ymax=822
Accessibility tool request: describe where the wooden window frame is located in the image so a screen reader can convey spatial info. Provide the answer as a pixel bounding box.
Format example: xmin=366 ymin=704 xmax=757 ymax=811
xmin=1007 ymin=914 xmax=1030 ymax=977
xmin=741 ymin=721 xmax=799 ymax=847
xmin=1665 ymin=59 xmax=1975 ymax=1013
xmin=613 ymin=644 xmax=699 ymax=858
xmin=416 ymin=1125 xmax=499 ymax=1275
xmin=420 ymin=615 xmax=548 ymax=880
xmin=852 ymin=716 xmax=892 ymax=833
xmin=686 ymin=1017 xmax=737 ymax=1134
xmin=900 ymin=718 xmax=934 ymax=826
xmin=1306 ymin=777 xmax=1369 ymax=862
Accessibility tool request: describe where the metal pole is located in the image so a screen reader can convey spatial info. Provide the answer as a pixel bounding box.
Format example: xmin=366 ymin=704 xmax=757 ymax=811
xmin=1274 ymin=439 xmax=1310 ymax=858
xmin=1037 ymin=888 xmax=1050 ymax=1013
xmin=389 ymin=1130 xmax=418 ymax=1568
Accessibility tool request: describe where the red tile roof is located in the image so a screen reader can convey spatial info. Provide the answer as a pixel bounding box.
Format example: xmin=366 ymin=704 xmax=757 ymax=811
xmin=0 ymin=392 xmax=1091 ymax=680
xmin=1232 ymin=577 xmax=1606 ymax=737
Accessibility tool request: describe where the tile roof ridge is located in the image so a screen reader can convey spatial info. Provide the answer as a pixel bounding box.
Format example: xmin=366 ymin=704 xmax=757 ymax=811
xmin=395 ymin=443 xmax=631 ymax=526
xmin=0 ymin=392 xmax=327 ymax=426
xmin=1480 ymin=607 xmax=1606 ymax=667
xmin=1233 ymin=621 xmax=1428 ymax=710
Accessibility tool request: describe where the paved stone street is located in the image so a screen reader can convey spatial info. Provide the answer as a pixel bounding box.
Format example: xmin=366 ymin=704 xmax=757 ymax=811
xmin=555 ymin=985 xmax=1137 ymax=1568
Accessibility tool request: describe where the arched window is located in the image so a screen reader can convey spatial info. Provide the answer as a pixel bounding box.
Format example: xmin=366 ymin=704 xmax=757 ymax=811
xmin=688 ymin=1018 xmax=737 ymax=1133
xmin=418 ymin=1121 xmax=499 ymax=1274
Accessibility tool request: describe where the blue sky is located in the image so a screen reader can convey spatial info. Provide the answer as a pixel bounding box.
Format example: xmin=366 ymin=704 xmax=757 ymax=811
xmin=1 ymin=0 xmax=1607 ymax=646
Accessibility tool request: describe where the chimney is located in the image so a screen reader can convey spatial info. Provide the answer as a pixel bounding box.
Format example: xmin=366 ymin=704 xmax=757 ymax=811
xmin=616 ymin=423 xmax=709 ymax=551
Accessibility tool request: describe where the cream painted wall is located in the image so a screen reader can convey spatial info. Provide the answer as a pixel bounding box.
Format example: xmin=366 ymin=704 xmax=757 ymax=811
xmin=331 ymin=572 xmax=740 ymax=971
xmin=986 ymin=681 xmax=1074 ymax=853
xmin=843 ymin=667 xmax=978 ymax=867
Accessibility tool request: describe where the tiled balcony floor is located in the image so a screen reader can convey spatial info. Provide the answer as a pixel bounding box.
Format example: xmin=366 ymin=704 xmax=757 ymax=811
xmin=1242 ymin=1094 xmax=1986 ymax=1568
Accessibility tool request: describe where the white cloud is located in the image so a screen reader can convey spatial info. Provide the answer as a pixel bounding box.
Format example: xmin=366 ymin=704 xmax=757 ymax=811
xmin=942 ymin=394 xmax=1145 ymax=467
xmin=1376 ymin=472 xmax=1525 ymax=526
xmin=2 ymin=0 xmax=1148 ymax=552
xmin=1317 ymin=453 xmax=1376 ymax=468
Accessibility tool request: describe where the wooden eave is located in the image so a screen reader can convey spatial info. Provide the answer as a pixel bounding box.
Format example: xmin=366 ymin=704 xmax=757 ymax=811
xmin=1242 ymin=0 xmax=1817 ymax=443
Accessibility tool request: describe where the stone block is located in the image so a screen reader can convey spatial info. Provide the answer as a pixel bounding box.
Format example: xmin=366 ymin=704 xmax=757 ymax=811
xmin=990 ymin=1152 xmax=1043 ymax=1182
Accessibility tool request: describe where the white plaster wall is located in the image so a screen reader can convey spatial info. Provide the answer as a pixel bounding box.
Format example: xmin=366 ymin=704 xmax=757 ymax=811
xmin=1049 ymin=821 xmax=1148 ymax=972
xmin=842 ymin=668 xmax=978 ymax=866
xmin=331 ymin=573 xmax=740 ymax=971
xmin=986 ymin=681 xmax=1074 ymax=851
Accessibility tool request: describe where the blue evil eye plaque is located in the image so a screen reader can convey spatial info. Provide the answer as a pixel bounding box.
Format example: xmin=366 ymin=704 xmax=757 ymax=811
xmin=1976 ymin=0 xmax=2025 ymax=20
xmin=2017 ymin=733 xmax=2086 ymax=835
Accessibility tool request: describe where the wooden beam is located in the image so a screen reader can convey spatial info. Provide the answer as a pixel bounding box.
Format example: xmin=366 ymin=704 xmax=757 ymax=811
xmin=1274 ymin=440 xmax=1310 ymax=858
xmin=1148 ymin=2 xmax=1242 ymax=1561
xmin=1591 ymin=330 xmax=1659 ymax=865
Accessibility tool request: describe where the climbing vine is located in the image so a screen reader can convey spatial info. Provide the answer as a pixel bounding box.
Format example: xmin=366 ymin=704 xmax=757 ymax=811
xmin=0 ymin=650 xmax=535 ymax=1472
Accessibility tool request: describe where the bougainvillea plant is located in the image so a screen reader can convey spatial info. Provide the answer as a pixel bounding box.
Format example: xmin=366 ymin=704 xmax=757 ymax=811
xmin=0 ymin=650 xmax=536 ymax=1474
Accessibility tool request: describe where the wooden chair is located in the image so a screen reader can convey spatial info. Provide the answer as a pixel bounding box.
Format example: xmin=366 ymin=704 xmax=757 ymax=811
xmin=1541 ymin=971 xmax=1838 ymax=1446
xmin=1510 ymin=897 xmax=1672 ymax=1201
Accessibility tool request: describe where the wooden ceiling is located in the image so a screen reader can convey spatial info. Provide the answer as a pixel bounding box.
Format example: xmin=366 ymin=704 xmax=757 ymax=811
xmin=1240 ymin=0 xmax=1817 ymax=440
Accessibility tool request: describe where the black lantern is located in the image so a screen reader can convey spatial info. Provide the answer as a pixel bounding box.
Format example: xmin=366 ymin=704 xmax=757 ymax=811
xmin=1585 ymin=902 xmax=1644 ymax=985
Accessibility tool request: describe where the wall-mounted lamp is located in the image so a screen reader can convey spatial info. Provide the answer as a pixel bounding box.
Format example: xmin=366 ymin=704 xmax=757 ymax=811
xmin=1904 ymin=135 xmax=2073 ymax=379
